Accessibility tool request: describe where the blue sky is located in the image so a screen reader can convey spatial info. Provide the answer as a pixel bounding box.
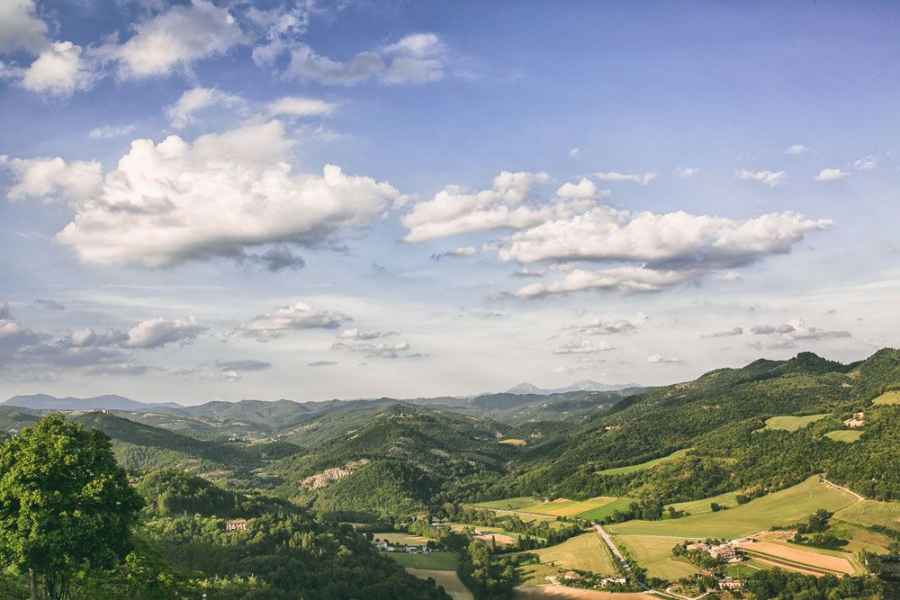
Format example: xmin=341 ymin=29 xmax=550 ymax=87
xmin=1 ymin=0 xmax=899 ymax=403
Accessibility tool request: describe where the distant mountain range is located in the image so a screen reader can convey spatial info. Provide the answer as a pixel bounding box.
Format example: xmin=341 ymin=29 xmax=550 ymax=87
xmin=2 ymin=384 xmax=639 ymax=433
xmin=5 ymin=378 xmax=642 ymax=412
xmin=505 ymin=380 xmax=639 ymax=395
xmin=3 ymin=393 xmax=181 ymax=412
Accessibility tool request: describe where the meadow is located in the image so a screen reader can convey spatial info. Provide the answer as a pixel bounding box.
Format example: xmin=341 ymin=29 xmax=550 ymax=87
xmin=825 ymin=430 xmax=863 ymax=443
xmin=761 ymin=414 xmax=829 ymax=431
xmin=612 ymin=534 xmax=698 ymax=580
xmin=471 ymin=497 xmax=539 ymax=510
xmin=518 ymin=496 xmax=622 ymax=518
xmin=375 ymin=532 xmax=431 ymax=545
xmin=834 ymin=498 xmax=900 ymax=531
xmin=576 ymin=497 xmax=636 ymax=521
xmin=667 ymin=490 xmax=740 ymax=515
xmin=606 ymin=476 xmax=857 ymax=539
xmin=388 ymin=551 xmax=459 ymax=570
xmin=526 ymin=532 xmax=618 ymax=576
xmin=873 ymin=390 xmax=900 ymax=405
xmin=595 ymin=449 xmax=691 ymax=476
xmin=405 ymin=568 xmax=473 ymax=600
xmin=470 ymin=495 xmax=627 ymax=523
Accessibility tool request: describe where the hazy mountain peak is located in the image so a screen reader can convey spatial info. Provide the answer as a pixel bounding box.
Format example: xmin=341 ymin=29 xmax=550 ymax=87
xmin=505 ymin=380 xmax=637 ymax=395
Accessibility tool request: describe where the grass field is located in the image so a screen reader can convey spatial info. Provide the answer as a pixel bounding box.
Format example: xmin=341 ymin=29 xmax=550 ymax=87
xmin=527 ymin=532 xmax=618 ymax=575
xmin=406 ymin=568 xmax=472 ymax=600
xmin=596 ymin=449 xmax=691 ymax=476
xmin=471 ymin=497 xmax=538 ymax=510
xmin=873 ymin=390 xmax=900 ymax=405
xmin=762 ymin=414 xmax=829 ymax=431
xmin=612 ymin=534 xmax=699 ymax=580
xmin=519 ymin=497 xmax=621 ymax=518
xmin=668 ymin=490 xmax=740 ymax=515
xmin=725 ymin=563 xmax=761 ymax=578
xmin=447 ymin=522 xmax=508 ymax=535
xmin=829 ymin=521 xmax=895 ymax=554
xmin=375 ymin=532 xmax=431 ymax=545
xmin=825 ymin=430 xmax=863 ymax=443
xmin=519 ymin=561 xmax=561 ymax=586
xmin=834 ymin=499 xmax=900 ymax=531
xmin=388 ymin=551 xmax=459 ymax=570
xmin=607 ymin=476 xmax=857 ymax=539
xmin=577 ymin=497 xmax=636 ymax=521
xmin=738 ymin=541 xmax=856 ymax=575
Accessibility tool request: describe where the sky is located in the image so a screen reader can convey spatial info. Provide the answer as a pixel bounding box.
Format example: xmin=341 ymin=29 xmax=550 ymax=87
xmin=1 ymin=0 xmax=899 ymax=404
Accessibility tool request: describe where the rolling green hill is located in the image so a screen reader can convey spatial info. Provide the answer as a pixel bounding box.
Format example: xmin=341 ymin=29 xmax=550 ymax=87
xmin=20 ymin=348 xmax=897 ymax=526
xmin=482 ymin=349 xmax=900 ymax=504
xmin=270 ymin=404 xmax=521 ymax=516
xmin=70 ymin=412 xmax=302 ymax=486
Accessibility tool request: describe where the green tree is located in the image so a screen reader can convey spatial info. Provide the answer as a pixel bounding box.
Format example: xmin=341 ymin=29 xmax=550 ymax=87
xmin=0 ymin=415 xmax=143 ymax=600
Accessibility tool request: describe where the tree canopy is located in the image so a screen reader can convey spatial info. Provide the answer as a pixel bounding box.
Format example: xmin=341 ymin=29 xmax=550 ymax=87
xmin=0 ymin=415 xmax=143 ymax=600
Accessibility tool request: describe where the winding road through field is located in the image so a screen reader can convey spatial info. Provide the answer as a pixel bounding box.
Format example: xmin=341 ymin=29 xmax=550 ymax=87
xmin=820 ymin=476 xmax=865 ymax=502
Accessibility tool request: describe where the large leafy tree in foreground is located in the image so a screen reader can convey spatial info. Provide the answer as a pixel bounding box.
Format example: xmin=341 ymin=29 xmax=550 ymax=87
xmin=0 ymin=415 xmax=143 ymax=600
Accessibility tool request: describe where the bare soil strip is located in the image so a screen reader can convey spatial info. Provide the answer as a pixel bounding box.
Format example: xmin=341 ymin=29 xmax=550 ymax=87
xmin=407 ymin=568 xmax=474 ymax=600
xmin=738 ymin=542 xmax=855 ymax=576
xmin=516 ymin=585 xmax=655 ymax=599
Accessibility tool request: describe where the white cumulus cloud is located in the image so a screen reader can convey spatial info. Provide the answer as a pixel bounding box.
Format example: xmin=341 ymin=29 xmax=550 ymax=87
xmin=124 ymin=317 xmax=206 ymax=349
xmin=166 ymin=87 xmax=246 ymax=128
xmin=5 ymin=121 xmax=402 ymax=268
xmin=105 ymin=0 xmax=246 ymax=79
xmin=1 ymin=156 xmax=102 ymax=203
xmin=284 ymin=33 xmax=447 ymax=85
xmin=853 ymin=156 xmax=877 ymax=171
xmin=594 ymin=171 xmax=656 ymax=185
xmin=239 ymin=302 xmax=351 ymax=340
xmin=267 ymin=96 xmax=337 ymax=118
xmin=21 ymin=41 xmax=95 ymax=96
xmin=815 ymin=168 xmax=849 ymax=182
xmin=514 ymin=267 xmax=693 ymax=299
xmin=648 ymin=353 xmax=681 ymax=364
xmin=0 ymin=0 xmax=48 ymax=54
xmin=736 ymin=169 xmax=785 ymax=187
xmin=553 ymin=339 xmax=615 ymax=354
xmin=785 ymin=144 xmax=808 ymax=155
xmin=499 ymin=209 xmax=830 ymax=268
xmin=674 ymin=167 xmax=699 ymax=178
xmin=89 ymin=124 xmax=137 ymax=139
xmin=556 ymin=177 xmax=608 ymax=200
xmin=401 ymin=171 xmax=601 ymax=242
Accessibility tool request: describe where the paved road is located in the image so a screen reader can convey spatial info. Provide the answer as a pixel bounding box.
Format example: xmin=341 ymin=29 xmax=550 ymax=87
xmin=593 ymin=524 xmax=628 ymax=567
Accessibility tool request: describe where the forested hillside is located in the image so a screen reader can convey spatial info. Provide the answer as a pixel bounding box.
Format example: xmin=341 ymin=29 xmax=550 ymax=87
xmin=271 ymin=404 xmax=522 ymax=516
xmin=479 ymin=349 xmax=900 ymax=504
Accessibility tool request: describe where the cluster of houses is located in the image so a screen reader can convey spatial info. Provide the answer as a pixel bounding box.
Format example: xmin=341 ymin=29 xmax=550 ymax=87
xmin=373 ymin=538 xmax=433 ymax=554
xmin=545 ymin=572 xmax=627 ymax=589
xmin=686 ymin=541 xmax=742 ymax=562
xmin=719 ymin=577 xmax=743 ymax=591
xmin=599 ymin=576 xmax=627 ymax=587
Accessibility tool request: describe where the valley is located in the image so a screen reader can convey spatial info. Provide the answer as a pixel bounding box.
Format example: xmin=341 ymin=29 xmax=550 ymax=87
xmin=1 ymin=349 xmax=899 ymax=598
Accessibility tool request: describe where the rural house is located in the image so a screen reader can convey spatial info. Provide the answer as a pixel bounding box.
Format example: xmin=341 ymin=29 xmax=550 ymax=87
xmin=843 ymin=411 xmax=865 ymax=428
xmin=225 ymin=519 xmax=249 ymax=532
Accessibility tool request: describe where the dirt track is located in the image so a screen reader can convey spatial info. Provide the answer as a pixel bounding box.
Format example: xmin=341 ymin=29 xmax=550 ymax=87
xmin=407 ymin=568 xmax=474 ymax=600
xmin=738 ymin=541 xmax=855 ymax=575
xmin=475 ymin=532 xmax=516 ymax=546
xmin=516 ymin=585 xmax=655 ymax=600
